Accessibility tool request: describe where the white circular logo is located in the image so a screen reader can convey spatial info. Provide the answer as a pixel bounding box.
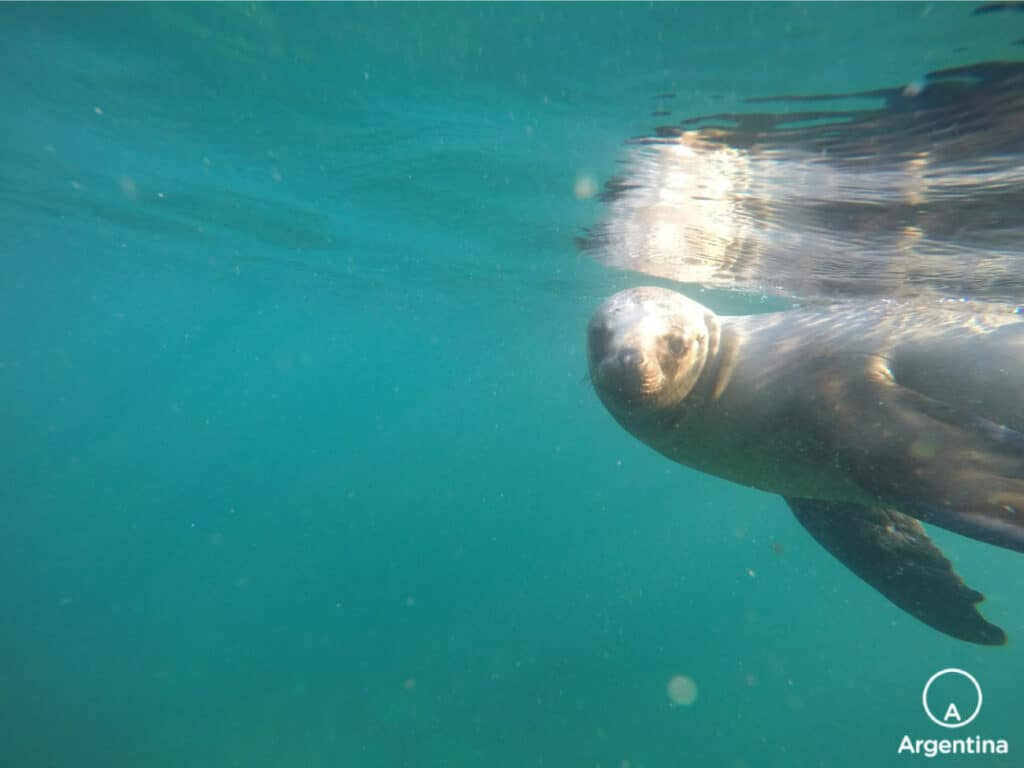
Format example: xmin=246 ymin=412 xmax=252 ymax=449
xmin=922 ymin=668 xmax=983 ymax=729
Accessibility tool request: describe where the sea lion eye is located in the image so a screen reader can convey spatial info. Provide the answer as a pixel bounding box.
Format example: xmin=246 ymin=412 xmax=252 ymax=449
xmin=667 ymin=335 xmax=687 ymax=355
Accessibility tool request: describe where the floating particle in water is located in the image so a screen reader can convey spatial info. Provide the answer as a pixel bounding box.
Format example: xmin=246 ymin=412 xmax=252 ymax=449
xmin=403 ymin=678 xmax=416 ymax=691
xmin=666 ymin=674 xmax=699 ymax=707
xmin=574 ymin=175 xmax=598 ymax=200
xmin=118 ymin=176 xmax=139 ymax=200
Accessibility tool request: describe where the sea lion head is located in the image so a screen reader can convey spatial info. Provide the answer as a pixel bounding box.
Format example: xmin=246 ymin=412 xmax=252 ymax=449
xmin=588 ymin=287 xmax=719 ymax=418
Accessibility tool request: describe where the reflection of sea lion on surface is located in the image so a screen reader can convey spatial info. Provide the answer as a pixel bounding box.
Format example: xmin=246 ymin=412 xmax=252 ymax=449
xmin=588 ymin=287 xmax=1023 ymax=645
xmin=581 ymin=62 xmax=1024 ymax=306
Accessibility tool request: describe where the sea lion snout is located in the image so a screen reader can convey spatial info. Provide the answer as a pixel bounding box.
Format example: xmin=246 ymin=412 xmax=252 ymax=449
xmin=588 ymin=287 xmax=717 ymax=413
xmin=592 ymin=343 xmax=663 ymax=401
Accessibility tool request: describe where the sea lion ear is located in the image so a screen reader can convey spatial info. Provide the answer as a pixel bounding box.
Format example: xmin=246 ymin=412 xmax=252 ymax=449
xmin=786 ymin=498 xmax=1006 ymax=646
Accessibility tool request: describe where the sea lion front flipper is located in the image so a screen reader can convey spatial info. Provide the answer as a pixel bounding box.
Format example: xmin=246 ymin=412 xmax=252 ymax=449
xmin=820 ymin=355 xmax=1024 ymax=553
xmin=786 ymin=498 xmax=1006 ymax=645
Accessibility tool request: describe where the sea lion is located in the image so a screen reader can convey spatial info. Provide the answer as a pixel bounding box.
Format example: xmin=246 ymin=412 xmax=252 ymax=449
xmin=588 ymin=286 xmax=1024 ymax=645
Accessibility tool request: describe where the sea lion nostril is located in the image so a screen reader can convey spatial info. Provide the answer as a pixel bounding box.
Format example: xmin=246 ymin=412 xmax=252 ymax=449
xmin=617 ymin=348 xmax=642 ymax=369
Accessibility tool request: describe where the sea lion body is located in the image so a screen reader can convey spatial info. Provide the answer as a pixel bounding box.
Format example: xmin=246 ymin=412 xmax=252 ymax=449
xmin=613 ymin=300 xmax=1023 ymax=500
xmin=588 ymin=287 xmax=1024 ymax=645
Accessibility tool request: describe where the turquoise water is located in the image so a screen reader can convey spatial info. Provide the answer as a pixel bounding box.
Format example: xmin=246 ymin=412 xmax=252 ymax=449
xmin=2 ymin=3 xmax=1023 ymax=767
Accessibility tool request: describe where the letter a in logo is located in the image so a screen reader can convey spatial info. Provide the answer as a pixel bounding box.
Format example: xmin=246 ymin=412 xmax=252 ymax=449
xmin=922 ymin=669 xmax=983 ymax=729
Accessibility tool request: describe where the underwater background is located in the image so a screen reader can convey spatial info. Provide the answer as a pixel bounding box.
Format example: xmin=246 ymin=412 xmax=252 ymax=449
xmin=2 ymin=3 xmax=1023 ymax=766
